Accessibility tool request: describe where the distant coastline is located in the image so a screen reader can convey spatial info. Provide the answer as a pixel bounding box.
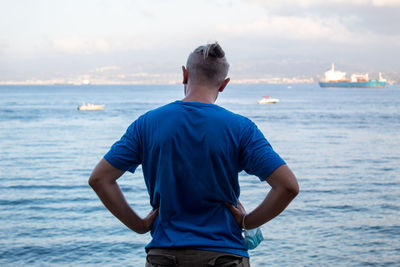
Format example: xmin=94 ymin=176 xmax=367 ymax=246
xmin=0 ymin=76 xmax=314 ymax=85
xmin=0 ymin=76 xmax=398 ymax=86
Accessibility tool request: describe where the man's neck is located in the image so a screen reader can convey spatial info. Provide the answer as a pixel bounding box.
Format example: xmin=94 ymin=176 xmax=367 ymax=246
xmin=182 ymin=84 xmax=218 ymax=104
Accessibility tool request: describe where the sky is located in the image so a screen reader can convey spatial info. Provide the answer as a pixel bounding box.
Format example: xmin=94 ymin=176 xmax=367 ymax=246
xmin=0 ymin=0 xmax=399 ymax=84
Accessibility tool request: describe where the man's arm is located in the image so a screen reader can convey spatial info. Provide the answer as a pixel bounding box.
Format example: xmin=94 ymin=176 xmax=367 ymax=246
xmin=227 ymin=164 xmax=299 ymax=229
xmin=88 ymin=158 xmax=158 ymax=234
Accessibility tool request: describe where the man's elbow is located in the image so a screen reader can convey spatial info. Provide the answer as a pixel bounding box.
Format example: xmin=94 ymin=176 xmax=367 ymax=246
xmin=276 ymin=179 xmax=299 ymax=200
xmin=88 ymin=158 xmax=123 ymax=190
xmin=269 ymin=165 xmax=299 ymax=199
xmin=88 ymin=175 xmax=96 ymax=189
xmin=284 ymin=182 xmax=299 ymax=199
xmin=289 ymin=183 xmax=300 ymax=198
xmin=88 ymin=174 xmax=103 ymax=190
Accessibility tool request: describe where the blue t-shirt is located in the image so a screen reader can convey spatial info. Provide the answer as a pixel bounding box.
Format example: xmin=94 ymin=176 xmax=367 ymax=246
xmin=104 ymin=101 xmax=285 ymax=257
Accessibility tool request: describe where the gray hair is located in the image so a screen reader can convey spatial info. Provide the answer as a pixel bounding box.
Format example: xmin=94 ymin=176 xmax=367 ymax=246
xmin=186 ymin=42 xmax=230 ymax=87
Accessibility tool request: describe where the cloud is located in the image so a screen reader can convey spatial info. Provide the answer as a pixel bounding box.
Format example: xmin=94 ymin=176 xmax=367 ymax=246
xmin=0 ymin=39 xmax=9 ymax=53
xmin=246 ymin=0 xmax=400 ymax=38
xmin=218 ymin=16 xmax=357 ymax=44
xmin=248 ymin=0 xmax=400 ymax=7
xmin=51 ymin=38 xmax=111 ymax=55
xmin=371 ymin=0 xmax=400 ymax=6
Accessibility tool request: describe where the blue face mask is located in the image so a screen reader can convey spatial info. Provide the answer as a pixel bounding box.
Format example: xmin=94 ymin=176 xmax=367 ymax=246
xmin=243 ymin=228 xmax=264 ymax=250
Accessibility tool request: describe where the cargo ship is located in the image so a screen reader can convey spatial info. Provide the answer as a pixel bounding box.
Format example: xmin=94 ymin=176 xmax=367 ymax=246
xmin=319 ymin=64 xmax=386 ymax=88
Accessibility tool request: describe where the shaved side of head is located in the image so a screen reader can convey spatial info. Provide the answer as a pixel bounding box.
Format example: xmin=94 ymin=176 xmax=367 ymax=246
xmin=186 ymin=42 xmax=229 ymax=87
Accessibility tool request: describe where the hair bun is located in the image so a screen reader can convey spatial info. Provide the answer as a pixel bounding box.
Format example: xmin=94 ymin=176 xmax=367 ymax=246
xmin=208 ymin=43 xmax=225 ymax=58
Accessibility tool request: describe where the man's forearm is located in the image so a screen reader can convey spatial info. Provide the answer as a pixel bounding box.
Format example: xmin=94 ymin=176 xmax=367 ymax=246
xmin=244 ymin=186 xmax=298 ymax=229
xmin=90 ymin=180 xmax=147 ymax=234
xmin=225 ymin=165 xmax=299 ymax=230
xmin=242 ymin=165 xmax=299 ymax=229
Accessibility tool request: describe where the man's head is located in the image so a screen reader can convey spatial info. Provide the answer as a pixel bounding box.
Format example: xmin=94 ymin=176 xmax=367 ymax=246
xmin=183 ymin=42 xmax=230 ymax=88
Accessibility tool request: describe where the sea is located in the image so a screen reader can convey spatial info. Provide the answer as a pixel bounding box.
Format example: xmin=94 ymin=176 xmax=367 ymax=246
xmin=0 ymin=84 xmax=399 ymax=266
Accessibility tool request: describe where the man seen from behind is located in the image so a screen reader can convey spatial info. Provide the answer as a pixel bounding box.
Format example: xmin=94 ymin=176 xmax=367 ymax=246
xmin=89 ymin=42 xmax=299 ymax=267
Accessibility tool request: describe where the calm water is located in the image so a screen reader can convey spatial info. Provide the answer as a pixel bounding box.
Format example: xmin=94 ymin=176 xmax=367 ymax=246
xmin=0 ymin=84 xmax=399 ymax=266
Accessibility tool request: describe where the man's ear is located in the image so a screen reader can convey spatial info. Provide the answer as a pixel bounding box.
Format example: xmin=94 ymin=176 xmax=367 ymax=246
xmin=182 ymin=66 xmax=188 ymax=84
xmin=218 ymin=77 xmax=230 ymax=92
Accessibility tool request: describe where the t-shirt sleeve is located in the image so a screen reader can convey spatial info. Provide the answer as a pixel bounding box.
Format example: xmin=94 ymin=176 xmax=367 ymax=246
xmin=239 ymin=121 xmax=285 ymax=181
xmin=104 ymin=121 xmax=141 ymax=173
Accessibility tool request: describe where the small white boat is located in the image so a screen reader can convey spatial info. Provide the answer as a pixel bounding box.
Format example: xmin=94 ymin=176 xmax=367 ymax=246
xmin=77 ymin=102 xmax=105 ymax=111
xmin=257 ymin=96 xmax=279 ymax=104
